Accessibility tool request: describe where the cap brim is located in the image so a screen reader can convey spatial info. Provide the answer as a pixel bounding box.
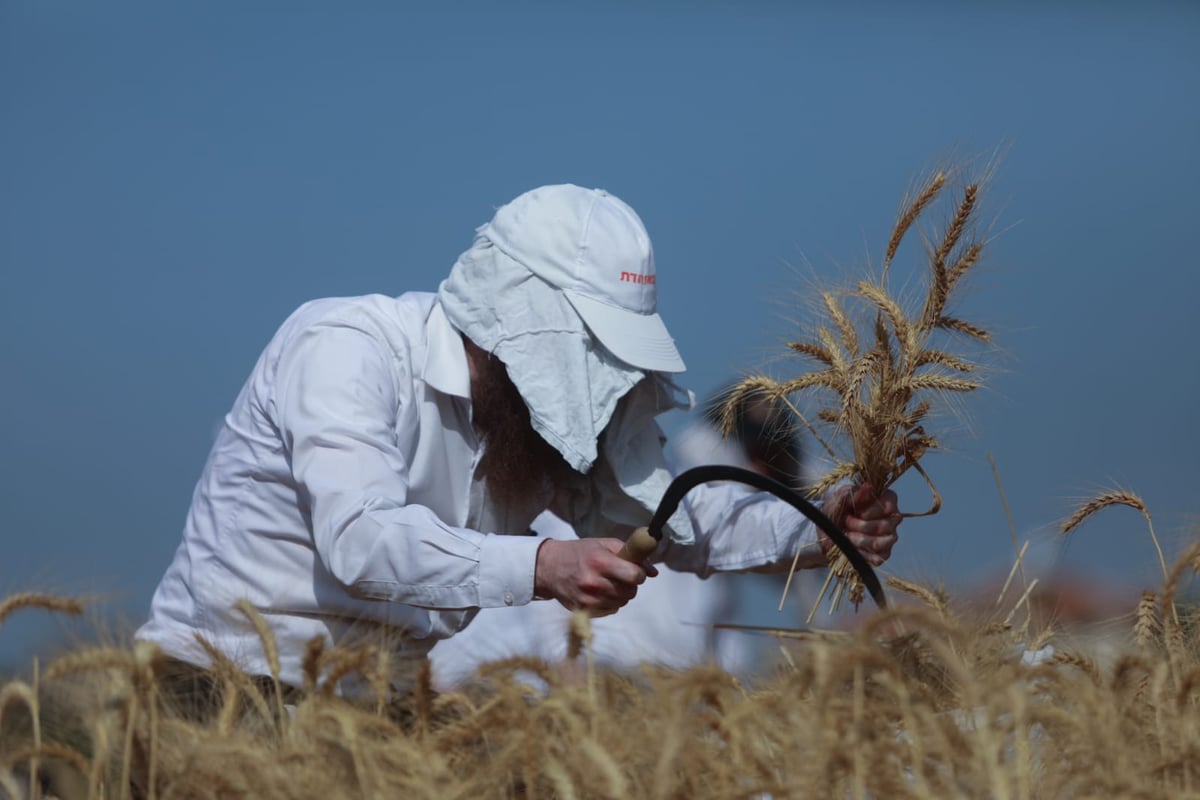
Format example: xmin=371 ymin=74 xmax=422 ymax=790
xmin=564 ymin=290 xmax=687 ymax=373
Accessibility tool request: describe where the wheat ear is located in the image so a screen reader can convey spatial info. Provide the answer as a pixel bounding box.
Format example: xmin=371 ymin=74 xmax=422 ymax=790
xmin=0 ymin=593 xmax=85 ymax=630
xmin=1061 ymin=490 xmax=1169 ymax=589
xmin=885 ymin=576 xmax=947 ymax=618
xmin=235 ymin=599 xmax=286 ymax=728
xmin=884 ymin=171 xmax=947 ymax=273
xmin=1134 ymin=590 xmax=1160 ymax=648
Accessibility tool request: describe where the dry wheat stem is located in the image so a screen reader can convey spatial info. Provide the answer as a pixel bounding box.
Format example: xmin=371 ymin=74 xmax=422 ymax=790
xmin=370 ymin=648 xmax=392 ymax=715
xmin=896 ymin=459 xmax=942 ymax=519
xmin=0 ymin=682 xmax=36 ymax=755
xmin=1003 ymin=579 xmax=1040 ymax=627
xmin=87 ymin=719 xmax=109 ymax=800
xmin=0 ymin=743 xmax=91 ymax=785
xmin=119 ymin=690 xmax=137 ymax=800
xmin=235 ymin=599 xmax=286 ymax=728
xmin=44 ymin=648 xmax=140 ymax=681
xmin=994 ymin=541 xmax=1031 ymax=611
xmin=988 ymin=453 xmax=1027 ymax=602
xmin=1061 ymin=490 xmax=1170 ymax=598
xmin=1163 ymin=539 xmax=1200 ymax=644
xmin=29 ymin=658 xmax=40 ymax=800
xmin=780 ymin=394 xmax=839 ymax=464
xmin=302 ymin=635 xmax=326 ymax=694
xmin=804 ymin=565 xmax=839 ymax=623
xmin=192 ymin=633 xmax=275 ymax=725
xmin=0 ymin=770 xmax=23 ymax=800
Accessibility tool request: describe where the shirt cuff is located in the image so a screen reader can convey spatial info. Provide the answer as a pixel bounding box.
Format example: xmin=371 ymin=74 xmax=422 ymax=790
xmin=477 ymin=534 xmax=543 ymax=608
xmin=785 ymin=505 xmax=829 ymax=569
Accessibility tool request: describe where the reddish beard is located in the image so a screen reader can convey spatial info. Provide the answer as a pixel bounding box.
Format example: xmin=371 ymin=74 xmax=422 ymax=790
xmin=469 ymin=347 xmax=577 ymax=513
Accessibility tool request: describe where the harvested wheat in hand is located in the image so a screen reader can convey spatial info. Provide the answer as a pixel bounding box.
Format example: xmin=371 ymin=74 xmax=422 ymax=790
xmin=722 ymin=162 xmax=1000 ymax=615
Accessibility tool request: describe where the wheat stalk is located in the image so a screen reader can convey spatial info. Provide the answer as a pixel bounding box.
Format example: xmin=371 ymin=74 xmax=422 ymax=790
xmin=0 ymin=743 xmax=90 ymax=785
xmin=8 ymin=584 xmax=1200 ymax=799
xmin=1047 ymin=651 xmax=1102 ymax=687
xmin=0 ymin=593 xmax=85 ymax=630
xmin=320 ymin=647 xmax=376 ymax=697
xmin=235 ymin=599 xmax=286 ymax=728
xmin=192 ymin=633 xmax=274 ymax=727
xmin=725 ymin=167 xmax=996 ymax=612
xmin=885 ymin=576 xmax=948 ymax=618
xmin=1061 ymin=490 xmax=1148 ymax=533
xmin=43 ymin=648 xmax=139 ymax=681
xmin=302 ymin=635 xmax=327 ymax=695
xmin=1160 ymin=539 xmax=1200 ymax=674
xmin=1061 ymin=489 xmax=1170 ymax=591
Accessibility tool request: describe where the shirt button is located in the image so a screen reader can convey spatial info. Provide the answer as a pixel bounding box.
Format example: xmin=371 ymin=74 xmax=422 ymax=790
xmin=504 ymin=592 xmax=514 ymax=606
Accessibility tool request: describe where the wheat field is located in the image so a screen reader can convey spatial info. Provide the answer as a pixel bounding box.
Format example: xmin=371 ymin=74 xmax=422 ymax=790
xmin=4 ymin=164 xmax=1197 ymax=799
xmin=2 ymin=533 xmax=1200 ymax=800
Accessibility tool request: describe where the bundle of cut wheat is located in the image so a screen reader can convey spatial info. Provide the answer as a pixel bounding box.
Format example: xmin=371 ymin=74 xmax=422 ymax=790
xmin=722 ymin=165 xmax=997 ymax=614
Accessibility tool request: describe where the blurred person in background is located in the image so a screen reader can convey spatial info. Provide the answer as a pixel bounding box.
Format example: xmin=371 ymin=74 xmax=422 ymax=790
xmin=671 ymin=387 xmax=819 ymax=674
xmin=136 ymin=184 xmax=901 ymax=711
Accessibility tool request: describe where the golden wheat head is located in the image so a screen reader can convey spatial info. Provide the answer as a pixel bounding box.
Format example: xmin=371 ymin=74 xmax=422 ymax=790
xmin=0 ymin=593 xmax=85 ymax=631
xmin=722 ymin=166 xmax=998 ymax=613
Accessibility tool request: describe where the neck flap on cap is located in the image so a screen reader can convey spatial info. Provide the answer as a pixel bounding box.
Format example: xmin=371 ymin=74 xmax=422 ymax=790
xmin=438 ymin=236 xmax=644 ymax=473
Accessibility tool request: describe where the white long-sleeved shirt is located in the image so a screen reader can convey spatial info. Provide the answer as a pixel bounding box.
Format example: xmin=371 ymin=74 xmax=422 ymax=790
xmin=137 ymin=292 xmax=825 ymax=688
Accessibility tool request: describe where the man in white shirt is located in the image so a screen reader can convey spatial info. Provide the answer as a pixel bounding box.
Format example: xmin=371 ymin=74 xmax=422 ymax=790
xmin=137 ymin=184 xmax=901 ymax=698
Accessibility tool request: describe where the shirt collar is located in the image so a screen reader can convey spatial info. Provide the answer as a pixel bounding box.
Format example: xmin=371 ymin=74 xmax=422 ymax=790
xmin=423 ymin=300 xmax=472 ymax=399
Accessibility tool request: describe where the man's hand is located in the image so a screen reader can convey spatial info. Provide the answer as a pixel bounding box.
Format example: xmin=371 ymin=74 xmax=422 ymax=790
xmin=534 ymin=538 xmax=658 ymax=617
xmin=821 ymin=483 xmax=902 ymax=567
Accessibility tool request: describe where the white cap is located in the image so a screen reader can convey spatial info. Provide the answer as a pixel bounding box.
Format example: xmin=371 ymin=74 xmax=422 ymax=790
xmin=481 ymin=184 xmax=686 ymax=374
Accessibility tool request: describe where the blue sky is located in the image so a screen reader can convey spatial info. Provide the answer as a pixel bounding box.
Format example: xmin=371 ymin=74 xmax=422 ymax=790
xmin=2 ymin=2 xmax=1198 ymax=662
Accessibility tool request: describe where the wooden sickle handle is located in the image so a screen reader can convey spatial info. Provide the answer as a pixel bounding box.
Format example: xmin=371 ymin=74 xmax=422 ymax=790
xmin=616 ymin=527 xmax=658 ymax=564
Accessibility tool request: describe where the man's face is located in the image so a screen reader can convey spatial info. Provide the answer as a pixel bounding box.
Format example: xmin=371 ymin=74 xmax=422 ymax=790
xmin=465 ymin=338 xmax=577 ymax=513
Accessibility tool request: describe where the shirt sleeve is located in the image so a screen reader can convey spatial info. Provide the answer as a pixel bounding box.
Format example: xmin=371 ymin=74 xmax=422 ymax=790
xmin=653 ymin=479 xmax=829 ymax=576
xmin=273 ymin=322 xmax=542 ymax=610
